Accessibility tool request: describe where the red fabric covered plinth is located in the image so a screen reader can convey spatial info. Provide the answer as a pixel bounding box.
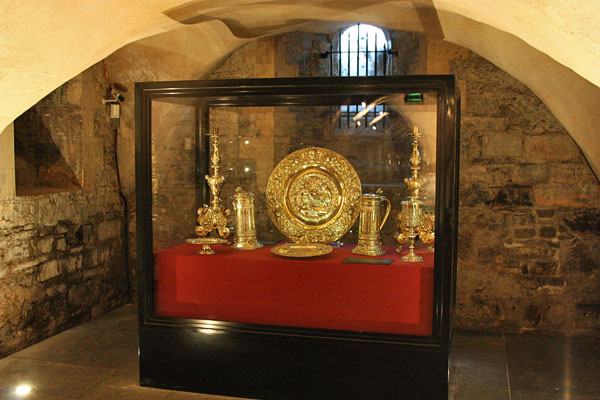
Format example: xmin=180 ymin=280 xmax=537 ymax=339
xmin=154 ymin=243 xmax=433 ymax=336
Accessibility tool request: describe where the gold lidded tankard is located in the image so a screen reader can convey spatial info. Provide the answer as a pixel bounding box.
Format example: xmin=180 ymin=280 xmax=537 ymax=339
xmin=351 ymin=192 xmax=391 ymax=256
xmin=231 ymin=187 xmax=263 ymax=250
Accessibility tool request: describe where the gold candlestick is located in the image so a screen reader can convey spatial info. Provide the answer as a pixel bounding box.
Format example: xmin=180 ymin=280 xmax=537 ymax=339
xmin=194 ymin=127 xmax=231 ymax=242
xmin=396 ymin=126 xmax=435 ymax=262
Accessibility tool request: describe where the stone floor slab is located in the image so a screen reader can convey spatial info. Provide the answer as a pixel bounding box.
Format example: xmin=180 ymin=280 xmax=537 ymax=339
xmin=449 ymin=385 xmax=509 ymax=400
xmin=449 ymin=331 xmax=509 ymax=390
xmin=71 ymin=302 xmax=138 ymax=333
xmin=0 ymin=358 xmax=114 ymax=399
xmin=511 ymin=390 xmax=600 ymax=400
xmin=506 ymin=334 xmax=600 ymax=396
xmin=11 ymin=323 xmax=138 ymax=370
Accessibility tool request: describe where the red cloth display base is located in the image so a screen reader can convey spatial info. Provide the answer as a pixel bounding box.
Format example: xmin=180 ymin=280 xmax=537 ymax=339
xmin=155 ymin=243 xmax=434 ymax=336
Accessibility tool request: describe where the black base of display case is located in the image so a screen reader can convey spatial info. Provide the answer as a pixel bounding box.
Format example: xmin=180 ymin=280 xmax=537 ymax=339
xmin=139 ymin=325 xmax=449 ymax=400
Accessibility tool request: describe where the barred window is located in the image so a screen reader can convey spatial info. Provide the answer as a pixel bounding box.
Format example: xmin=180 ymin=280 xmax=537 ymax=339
xmin=340 ymin=24 xmax=390 ymax=77
xmin=329 ymin=24 xmax=392 ymax=130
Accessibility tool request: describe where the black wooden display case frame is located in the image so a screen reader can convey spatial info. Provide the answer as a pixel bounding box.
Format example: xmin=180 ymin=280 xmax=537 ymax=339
xmin=135 ymin=76 xmax=460 ymax=399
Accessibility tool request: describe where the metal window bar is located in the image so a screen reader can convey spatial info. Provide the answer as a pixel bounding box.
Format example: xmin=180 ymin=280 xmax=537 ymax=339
xmin=365 ymin=31 xmax=369 ymax=76
xmin=356 ymin=26 xmax=360 ymax=76
xmin=374 ymin=31 xmax=377 ymax=76
xmin=347 ymin=30 xmax=351 ymax=76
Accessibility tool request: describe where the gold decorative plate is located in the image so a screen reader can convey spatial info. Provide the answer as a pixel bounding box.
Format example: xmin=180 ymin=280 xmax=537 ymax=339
xmin=266 ymin=147 xmax=361 ymax=244
xmin=271 ymin=243 xmax=333 ymax=258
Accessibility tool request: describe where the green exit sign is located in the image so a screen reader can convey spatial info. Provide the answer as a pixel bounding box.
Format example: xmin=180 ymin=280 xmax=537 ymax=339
xmin=404 ymin=93 xmax=424 ymax=103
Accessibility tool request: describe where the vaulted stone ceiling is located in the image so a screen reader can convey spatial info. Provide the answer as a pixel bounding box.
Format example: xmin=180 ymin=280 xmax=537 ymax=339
xmin=2 ymin=1 xmax=599 ymax=177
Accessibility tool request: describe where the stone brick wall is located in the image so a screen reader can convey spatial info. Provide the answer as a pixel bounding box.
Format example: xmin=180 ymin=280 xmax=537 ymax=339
xmin=445 ymin=48 xmax=600 ymax=335
xmin=197 ymin=29 xmax=600 ymax=335
xmin=0 ymin=64 xmax=129 ymax=357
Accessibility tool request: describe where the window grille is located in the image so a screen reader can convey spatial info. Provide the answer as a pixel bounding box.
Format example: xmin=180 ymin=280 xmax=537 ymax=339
xmin=321 ymin=24 xmax=396 ymax=130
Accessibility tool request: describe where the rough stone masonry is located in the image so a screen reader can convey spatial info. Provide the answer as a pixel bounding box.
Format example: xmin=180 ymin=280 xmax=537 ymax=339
xmin=0 ymin=65 xmax=130 ymax=357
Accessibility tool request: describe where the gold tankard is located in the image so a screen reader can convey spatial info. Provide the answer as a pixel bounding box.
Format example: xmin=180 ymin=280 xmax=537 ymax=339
xmin=352 ymin=192 xmax=391 ymax=256
xmin=231 ymin=187 xmax=263 ymax=250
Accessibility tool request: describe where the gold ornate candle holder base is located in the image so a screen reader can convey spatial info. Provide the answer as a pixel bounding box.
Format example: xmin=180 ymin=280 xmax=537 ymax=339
xmin=397 ymin=241 xmax=423 ymax=262
xmin=402 ymin=253 xmax=423 ymax=262
xmin=186 ymin=237 xmax=229 ymax=255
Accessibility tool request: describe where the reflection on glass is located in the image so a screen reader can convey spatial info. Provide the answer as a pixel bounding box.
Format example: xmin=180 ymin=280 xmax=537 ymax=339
xmin=206 ymin=95 xmax=437 ymax=246
xmin=15 ymin=384 xmax=32 ymax=396
xmin=150 ymin=100 xmax=198 ymax=251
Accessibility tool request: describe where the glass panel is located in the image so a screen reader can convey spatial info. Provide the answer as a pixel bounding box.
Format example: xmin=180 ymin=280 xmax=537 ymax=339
xmin=151 ymin=93 xmax=437 ymax=337
xmin=150 ymin=99 xmax=200 ymax=252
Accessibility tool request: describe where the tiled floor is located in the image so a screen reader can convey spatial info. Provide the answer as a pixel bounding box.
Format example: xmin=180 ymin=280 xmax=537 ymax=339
xmin=1 ymin=304 xmax=599 ymax=399
xmin=449 ymin=330 xmax=600 ymax=399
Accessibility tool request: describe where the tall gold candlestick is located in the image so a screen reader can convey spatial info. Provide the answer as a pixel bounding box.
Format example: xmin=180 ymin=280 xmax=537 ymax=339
xmin=195 ymin=127 xmax=231 ymax=239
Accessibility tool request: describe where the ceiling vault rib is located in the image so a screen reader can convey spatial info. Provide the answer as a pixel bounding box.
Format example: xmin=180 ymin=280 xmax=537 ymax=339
xmin=413 ymin=1 xmax=445 ymax=39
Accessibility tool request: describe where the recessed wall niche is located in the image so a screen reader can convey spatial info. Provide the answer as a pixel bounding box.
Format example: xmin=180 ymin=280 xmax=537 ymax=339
xmin=13 ymin=110 xmax=81 ymax=195
xmin=13 ymin=81 xmax=84 ymax=196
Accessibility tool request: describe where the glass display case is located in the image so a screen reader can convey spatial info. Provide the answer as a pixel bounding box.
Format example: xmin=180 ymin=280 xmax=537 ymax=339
xmin=136 ymin=76 xmax=459 ymax=399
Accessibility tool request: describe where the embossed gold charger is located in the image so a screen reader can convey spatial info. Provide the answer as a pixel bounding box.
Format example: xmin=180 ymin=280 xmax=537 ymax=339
xmin=266 ymin=147 xmax=361 ymax=257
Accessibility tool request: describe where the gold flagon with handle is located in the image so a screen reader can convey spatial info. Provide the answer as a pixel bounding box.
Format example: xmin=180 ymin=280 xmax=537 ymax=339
xmin=352 ymin=189 xmax=391 ymax=256
xmin=396 ymin=126 xmax=435 ymax=262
